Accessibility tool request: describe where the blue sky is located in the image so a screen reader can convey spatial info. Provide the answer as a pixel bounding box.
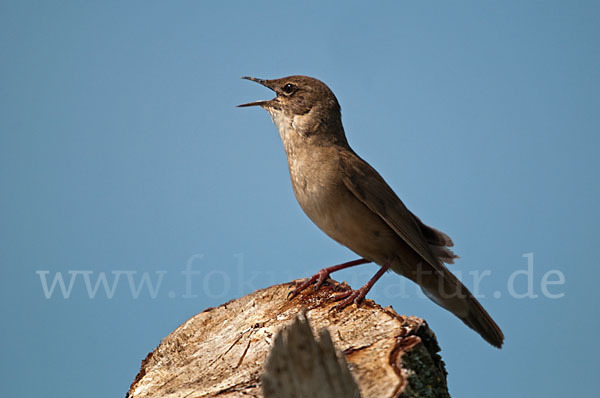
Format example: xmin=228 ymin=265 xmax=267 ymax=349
xmin=1 ymin=1 xmax=598 ymax=396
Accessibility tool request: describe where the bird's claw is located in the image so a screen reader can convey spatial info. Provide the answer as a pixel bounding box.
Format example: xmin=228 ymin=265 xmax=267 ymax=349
xmin=329 ymin=288 xmax=367 ymax=311
xmin=287 ymin=269 xmax=332 ymax=299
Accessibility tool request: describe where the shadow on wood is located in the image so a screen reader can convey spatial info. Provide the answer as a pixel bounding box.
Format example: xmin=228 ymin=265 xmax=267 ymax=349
xmin=127 ymin=280 xmax=449 ymax=398
xmin=262 ymin=313 xmax=360 ymax=397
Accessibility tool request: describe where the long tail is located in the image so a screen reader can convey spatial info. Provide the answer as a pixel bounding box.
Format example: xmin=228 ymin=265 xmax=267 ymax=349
xmin=419 ymin=265 xmax=504 ymax=348
xmin=409 ymin=215 xmax=503 ymax=347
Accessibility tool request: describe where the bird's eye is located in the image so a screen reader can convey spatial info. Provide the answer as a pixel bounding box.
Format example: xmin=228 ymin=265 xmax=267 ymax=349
xmin=282 ymin=83 xmax=296 ymax=95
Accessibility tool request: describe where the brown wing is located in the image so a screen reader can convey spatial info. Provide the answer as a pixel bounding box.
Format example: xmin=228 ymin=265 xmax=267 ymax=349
xmin=338 ymin=150 xmax=444 ymax=271
xmin=339 ymin=149 xmax=504 ymax=348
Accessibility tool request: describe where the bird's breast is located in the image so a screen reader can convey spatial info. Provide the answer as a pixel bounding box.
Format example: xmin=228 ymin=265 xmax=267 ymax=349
xmin=286 ymin=150 xmax=400 ymax=264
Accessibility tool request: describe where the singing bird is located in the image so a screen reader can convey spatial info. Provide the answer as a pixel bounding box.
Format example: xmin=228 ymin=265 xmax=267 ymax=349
xmin=239 ymin=75 xmax=504 ymax=348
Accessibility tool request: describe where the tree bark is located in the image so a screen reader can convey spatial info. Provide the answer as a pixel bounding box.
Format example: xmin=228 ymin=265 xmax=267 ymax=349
xmin=127 ymin=280 xmax=449 ymax=398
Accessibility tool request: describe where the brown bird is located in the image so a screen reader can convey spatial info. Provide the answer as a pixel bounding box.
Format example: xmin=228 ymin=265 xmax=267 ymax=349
xmin=239 ymin=75 xmax=504 ymax=348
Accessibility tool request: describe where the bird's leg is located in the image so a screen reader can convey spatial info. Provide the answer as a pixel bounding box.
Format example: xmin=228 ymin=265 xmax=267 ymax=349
xmin=331 ymin=263 xmax=389 ymax=310
xmin=288 ymin=258 xmax=370 ymax=299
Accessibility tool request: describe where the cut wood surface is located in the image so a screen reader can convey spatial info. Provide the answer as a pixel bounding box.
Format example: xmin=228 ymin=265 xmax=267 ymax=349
xmin=127 ymin=280 xmax=449 ymax=398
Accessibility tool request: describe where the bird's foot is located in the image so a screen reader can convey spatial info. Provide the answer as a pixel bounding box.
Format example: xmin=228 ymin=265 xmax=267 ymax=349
xmin=330 ymin=287 xmax=368 ymax=310
xmin=329 ymin=263 xmax=390 ymax=311
xmin=287 ymin=258 xmax=370 ymax=300
xmin=287 ymin=269 xmax=332 ymax=299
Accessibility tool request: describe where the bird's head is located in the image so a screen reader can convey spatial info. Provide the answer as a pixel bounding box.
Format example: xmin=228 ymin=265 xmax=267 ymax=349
xmin=238 ymin=75 xmax=345 ymax=140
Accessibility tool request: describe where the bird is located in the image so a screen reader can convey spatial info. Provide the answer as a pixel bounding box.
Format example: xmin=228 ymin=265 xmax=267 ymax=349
xmin=238 ymin=75 xmax=504 ymax=348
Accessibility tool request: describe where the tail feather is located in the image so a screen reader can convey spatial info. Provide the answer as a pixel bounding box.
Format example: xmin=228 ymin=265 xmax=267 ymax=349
xmin=462 ymin=295 xmax=505 ymax=348
xmin=411 ymin=213 xmax=458 ymax=265
xmin=419 ymin=266 xmax=504 ymax=348
xmin=431 ymin=245 xmax=459 ymax=264
xmin=408 ymin=213 xmax=503 ymax=347
xmin=411 ymin=212 xmax=454 ymax=247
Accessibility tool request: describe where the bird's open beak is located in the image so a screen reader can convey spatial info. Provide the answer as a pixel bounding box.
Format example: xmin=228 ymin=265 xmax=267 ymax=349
xmin=237 ymin=76 xmax=277 ymax=108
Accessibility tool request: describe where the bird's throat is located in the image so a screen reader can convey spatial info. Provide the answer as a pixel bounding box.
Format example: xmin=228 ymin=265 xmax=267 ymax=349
xmin=267 ymin=108 xmax=301 ymax=148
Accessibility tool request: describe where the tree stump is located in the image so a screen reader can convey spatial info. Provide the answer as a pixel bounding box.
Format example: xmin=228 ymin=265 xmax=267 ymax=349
xmin=127 ymin=280 xmax=449 ymax=397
